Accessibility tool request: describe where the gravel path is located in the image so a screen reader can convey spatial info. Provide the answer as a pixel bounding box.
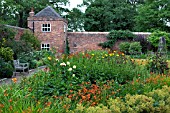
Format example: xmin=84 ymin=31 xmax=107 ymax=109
xmin=0 ymin=66 xmax=46 ymax=86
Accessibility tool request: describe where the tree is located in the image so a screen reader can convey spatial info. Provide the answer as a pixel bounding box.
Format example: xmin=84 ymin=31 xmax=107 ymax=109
xmin=84 ymin=0 xmax=136 ymax=31
xmin=66 ymin=8 xmax=84 ymax=32
xmin=0 ymin=0 xmax=69 ymax=27
xmin=135 ymin=0 xmax=170 ymax=32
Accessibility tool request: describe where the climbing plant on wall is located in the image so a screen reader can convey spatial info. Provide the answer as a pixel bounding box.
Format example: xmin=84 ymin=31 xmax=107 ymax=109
xmin=99 ymin=30 xmax=136 ymax=49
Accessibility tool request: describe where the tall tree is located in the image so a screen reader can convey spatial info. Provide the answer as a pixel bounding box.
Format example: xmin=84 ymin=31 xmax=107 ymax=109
xmin=66 ymin=8 xmax=84 ymax=32
xmin=135 ymin=0 xmax=170 ymax=32
xmin=0 ymin=0 xmax=69 ymax=27
xmin=84 ymin=0 xmax=136 ymax=31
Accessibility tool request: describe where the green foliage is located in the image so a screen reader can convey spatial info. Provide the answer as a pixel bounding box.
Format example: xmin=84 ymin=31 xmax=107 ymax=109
xmin=66 ymin=8 xmax=84 ymax=32
xmin=20 ymin=30 xmax=40 ymax=50
xmin=147 ymin=53 xmax=169 ymax=74
xmin=133 ymin=34 xmax=152 ymax=53
xmin=148 ymin=31 xmax=170 ymax=50
xmin=0 ymin=58 xmax=13 ymax=78
xmin=129 ymin=42 xmax=142 ymax=55
xmin=18 ymin=51 xmax=46 ymax=69
xmin=72 ymin=85 xmax=170 ymax=113
xmin=100 ymin=30 xmax=136 ymax=49
xmin=5 ymin=40 xmax=33 ymax=59
xmin=0 ymin=0 xmax=69 ymax=27
xmin=0 ymin=25 xmax=16 ymax=47
xmin=135 ymin=0 xmax=170 ymax=32
xmin=0 ymin=47 xmax=14 ymax=61
xmin=84 ymin=0 xmax=136 ymax=31
xmin=119 ymin=42 xmax=130 ymax=54
xmin=65 ymin=38 xmax=70 ymax=54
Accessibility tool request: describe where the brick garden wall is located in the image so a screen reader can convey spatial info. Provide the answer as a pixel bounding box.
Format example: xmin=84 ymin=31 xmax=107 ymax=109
xmin=67 ymin=32 xmax=151 ymax=53
xmin=67 ymin=32 xmax=108 ymax=53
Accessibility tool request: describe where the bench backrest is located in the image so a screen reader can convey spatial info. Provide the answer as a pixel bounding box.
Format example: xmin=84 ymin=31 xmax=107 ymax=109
xmin=13 ymin=60 xmax=20 ymax=67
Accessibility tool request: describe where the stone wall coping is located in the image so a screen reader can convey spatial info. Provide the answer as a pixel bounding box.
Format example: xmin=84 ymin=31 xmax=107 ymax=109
xmin=68 ymin=32 xmax=151 ymax=35
xmin=5 ymin=25 xmax=26 ymax=30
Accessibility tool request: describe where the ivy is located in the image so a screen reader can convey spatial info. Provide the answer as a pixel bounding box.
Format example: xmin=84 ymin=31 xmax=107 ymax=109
xmin=99 ymin=30 xmax=136 ymax=49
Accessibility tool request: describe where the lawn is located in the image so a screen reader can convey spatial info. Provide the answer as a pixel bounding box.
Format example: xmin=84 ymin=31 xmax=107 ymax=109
xmin=0 ymin=50 xmax=170 ymax=113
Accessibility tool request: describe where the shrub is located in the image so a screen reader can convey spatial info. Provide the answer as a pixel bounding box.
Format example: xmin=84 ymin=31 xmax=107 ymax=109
xmin=147 ymin=53 xmax=169 ymax=74
xmin=134 ymin=34 xmax=152 ymax=53
xmin=20 ymin=30 xmax=40 ymax=50
xmin=129 ymin=42 xmax=142 ymax=55
xmin=5 ymin=40 xmax=33 ymax=59
xmin=0 ymin=58 xmax=13 ymax=78
xmin=0 ymin=47 xmax=14 ymax=61
xmin=0 ymin=25 xmax=16 ymax=47
xmin=99 ymin=30 xmax=136 ymax=49
xmin=119 ymin=42 xmax=130 ymax=54
xmin=148 ymin=31 xmax=170 ymax=51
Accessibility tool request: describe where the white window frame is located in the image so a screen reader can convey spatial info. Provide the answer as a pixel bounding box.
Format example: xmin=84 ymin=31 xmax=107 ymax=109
xmin=42 ymin=24 xmax=51 ymax=32
xmin=41 ymin=43 xmax=50 ymax=51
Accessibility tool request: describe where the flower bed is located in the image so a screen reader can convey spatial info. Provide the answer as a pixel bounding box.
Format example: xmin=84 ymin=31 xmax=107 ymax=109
xmin=0 ymin=50 xmax=169 ymax=112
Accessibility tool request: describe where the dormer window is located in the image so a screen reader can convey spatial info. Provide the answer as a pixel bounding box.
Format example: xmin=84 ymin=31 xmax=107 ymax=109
xmin=42 ymin=24 xmax=51 ymax=32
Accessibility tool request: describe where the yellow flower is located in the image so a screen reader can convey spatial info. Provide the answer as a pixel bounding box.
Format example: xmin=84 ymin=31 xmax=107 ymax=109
xmin=116 ymin=54 xmax=119 ymax=57
xmin=92 ymin=54 xmax=94 ymax=56
xmin=12 ymin=78 xmax=17 ymax=83
xmin=122 ymin=53 xmax=125 ymax=56
xmin=48 ymin=57 xmax=52 ymax=60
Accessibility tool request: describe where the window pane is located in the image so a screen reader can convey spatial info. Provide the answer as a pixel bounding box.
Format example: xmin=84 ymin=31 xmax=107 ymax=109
xmin=48 ymin=28 xmax=50 ymax=31
xmin=42 ymin=44 xmax=44 ymax=47
xmin=45 ymin=24 xmax=47 ymax=27
xmin=48 ymin=24 xmax=50 ymax=27
xmin=44 ymin=28 xmax=47 ymax=31
xmin=47 ymin=44 xmax=50 ymax=47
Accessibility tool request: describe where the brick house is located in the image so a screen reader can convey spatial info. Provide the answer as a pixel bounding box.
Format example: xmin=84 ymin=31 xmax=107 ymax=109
xmin=27 ymin=6 xmax=68 ymax=53
xmin=27 ymin=6 xmax=151 ymax=53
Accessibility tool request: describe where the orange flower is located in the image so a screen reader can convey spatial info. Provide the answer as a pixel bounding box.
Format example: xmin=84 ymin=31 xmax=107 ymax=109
xmin=0 ymin=104 xmax=4 ymax=108
xmin=81 ymin=95 xmax=86 ymax=100
xmin=12 ymin=78 xmax=17 ymax=83
xmin=83 ymin=88 xmax=88 ymax=93
xmin=8 ymin=99 xmax=12 ymax=102
xmin=9 ymin=106 xmax=13 ymax=111
xmin=45 ymin=102 xmax=52 ymax=107
xmin=87 ymin=94 xmax=91 ymax=100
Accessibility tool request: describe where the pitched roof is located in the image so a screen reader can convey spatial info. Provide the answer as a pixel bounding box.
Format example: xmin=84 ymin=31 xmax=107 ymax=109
xmin=34 ymin=6 xmax=61 ymax=18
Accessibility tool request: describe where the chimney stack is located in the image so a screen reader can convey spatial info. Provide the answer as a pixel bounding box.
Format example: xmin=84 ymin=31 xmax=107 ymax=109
xmin=29 ymin=7 xmax=34 ymax=17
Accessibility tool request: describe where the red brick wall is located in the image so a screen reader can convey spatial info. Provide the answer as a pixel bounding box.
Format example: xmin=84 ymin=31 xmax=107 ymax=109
xmin=67 ymin=32 xmax=151 ymax=53
xmin=28 ymin=17 xmax=67 ymax=53
xmin=67 ymin=32 xmax=108 ymax=53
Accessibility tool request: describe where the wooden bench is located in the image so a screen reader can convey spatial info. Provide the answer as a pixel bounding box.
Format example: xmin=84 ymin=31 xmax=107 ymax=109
xmin=13 ymin=60 xmax=29 ymax=75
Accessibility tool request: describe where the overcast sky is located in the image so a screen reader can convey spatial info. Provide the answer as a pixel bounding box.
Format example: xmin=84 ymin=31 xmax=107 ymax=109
xmin=65 ymin=0 xmax=86 ymax=12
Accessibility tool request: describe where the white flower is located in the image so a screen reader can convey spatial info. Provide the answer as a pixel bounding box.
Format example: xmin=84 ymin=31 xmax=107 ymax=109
xmin=68 ymin=68 xmax=72 ymax=71
xmin=67 ymin=62 xmax=70 ymax=65
xmin=73 ymin=65 xmax=76 ymax=69
xmin=60 ymin=62 xmax=66 ymax=66
xmin=56 ymin=59 xmax=59 ymax=62
xmin=72 ymin=74 xmax=75 ymax=77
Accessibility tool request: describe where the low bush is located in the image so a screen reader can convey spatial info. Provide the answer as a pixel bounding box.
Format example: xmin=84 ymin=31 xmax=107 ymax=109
xmin=146 ymin=53 xmax=169 ymax=74
xmin=20 ymin=30 xmax=40 ymax=50
xmin=129 ymin=42 xmax=142 ymax=55
xmin=148 ymin=31 xmax=170 ymax=51
xmin=0 ymin=47 xmax=14 ymax=61
xmin=0 ymin=58 xmax=13 ymax=78
xmin=119 ymin=42 xmax=130 ymax=54
xmin=72 ymin=85 xmax=170 ymax=113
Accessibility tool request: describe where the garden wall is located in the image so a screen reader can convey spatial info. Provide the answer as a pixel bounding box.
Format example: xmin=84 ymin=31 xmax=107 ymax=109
xmin=5 ymin=25 xmax=26 ymax=40
xmin=67 ymin=32 xmax=151 ymax=53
